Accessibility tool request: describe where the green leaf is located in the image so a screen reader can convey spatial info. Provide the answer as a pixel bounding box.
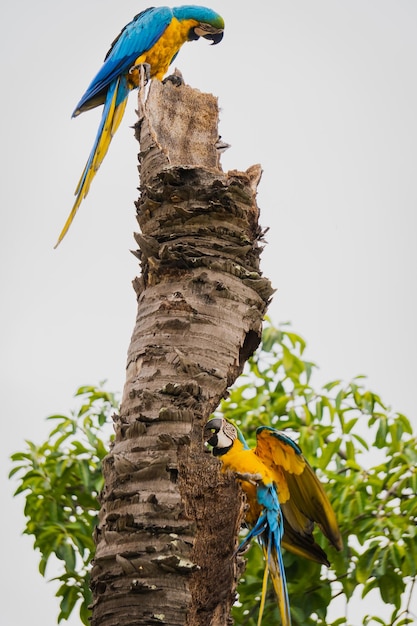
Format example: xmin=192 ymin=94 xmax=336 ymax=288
xmin=57 ymin=584 xmax=80 ymax=622
xmin=322 ymin=379 xmax=342 ymax=392
xmin=356 ymin=545 xmax=380 ymax=583
xmin=364 ymin=617 xmax=386 ymax=625
xmin=375 ymin=417 xmax=388 ymax=448
xmin=79 ymin=598 xmax=91 ymax=626
xmin=57 ymin=543 xmax=76 ymax=572
xmin=379 ymin=572 xmax=404 ymax=609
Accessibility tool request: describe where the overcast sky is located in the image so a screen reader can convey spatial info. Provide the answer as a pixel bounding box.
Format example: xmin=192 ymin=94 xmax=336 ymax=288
xmin=2 ymin=1 xmax=417 ymax=624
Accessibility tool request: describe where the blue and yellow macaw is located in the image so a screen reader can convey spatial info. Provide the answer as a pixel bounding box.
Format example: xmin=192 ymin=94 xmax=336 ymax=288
xmin=54 ymin=5 xmax=224 ymax=247
xmin=204 ymin=417 xmax=343 ymax=626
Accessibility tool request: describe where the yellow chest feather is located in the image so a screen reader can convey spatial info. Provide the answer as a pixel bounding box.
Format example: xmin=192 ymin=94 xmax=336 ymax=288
xmin=133 ymin=18 xmax=198 ymax=82
xmin=220 ymin=442 xmax=291 ymax=504
xmin=222 ymin=445 xmax=274 ymax=483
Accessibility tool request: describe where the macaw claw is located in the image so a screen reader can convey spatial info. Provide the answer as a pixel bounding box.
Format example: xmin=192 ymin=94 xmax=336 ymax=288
xmin=236 ymin=471 xmax=263 ymax=485
xmin=162 ymin=73 xmax=184 ymax=87
xmin=129 ymin=62 xmax=151 ymax=87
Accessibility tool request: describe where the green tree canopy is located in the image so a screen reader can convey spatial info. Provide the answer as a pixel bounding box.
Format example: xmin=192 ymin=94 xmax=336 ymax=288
xmin=10 ymin=322 xmax=417 ymax=625
xmin=9 ymin=386 xmax=118 ymax=623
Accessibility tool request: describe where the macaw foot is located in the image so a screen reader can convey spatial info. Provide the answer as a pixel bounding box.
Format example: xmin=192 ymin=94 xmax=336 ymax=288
xmin=236 ymin=539 xmax=252 ymax=555
xmin=162 ymin=73 xmax=184 ymax=87
xmin=236 ymin=471 xmax=263 ymax=485
xmin=129 ymin=62 xmax=151 ymax=89
xmin=215 ymin=135 xmax=231 ymax=153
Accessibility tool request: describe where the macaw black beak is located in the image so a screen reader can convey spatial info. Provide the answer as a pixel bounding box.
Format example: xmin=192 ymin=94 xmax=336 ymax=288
xmin=203 ymin=31 xmax=223 ymax=45
xmin=192 ymin=25 xmax=224 ymax=45
xmin=204 ymin=417 xmax=223 ymax=444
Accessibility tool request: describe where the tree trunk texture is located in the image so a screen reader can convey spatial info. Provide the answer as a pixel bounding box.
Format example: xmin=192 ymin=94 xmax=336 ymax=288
xmin=90 ymin=77 xmax=273 ymax=626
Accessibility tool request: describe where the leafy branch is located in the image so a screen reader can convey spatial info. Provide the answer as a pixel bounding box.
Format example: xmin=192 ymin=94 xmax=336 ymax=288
xmin=9 ymin=322 xmax=417 ymax=625
xmin=220 ymin=321 xmax=417 ymax=626
xmin=9 ymin=385 xmax=118 ymax=624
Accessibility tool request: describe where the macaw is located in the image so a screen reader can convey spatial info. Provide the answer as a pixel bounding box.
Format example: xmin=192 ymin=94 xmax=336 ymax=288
xmin=204 ymin=417 xmax=343 ymax=626
xmin=54 ymin=6 xmax=224 ymax=248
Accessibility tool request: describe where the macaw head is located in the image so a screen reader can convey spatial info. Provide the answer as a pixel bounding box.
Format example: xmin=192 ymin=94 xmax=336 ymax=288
xmin=173 ymin=6 xmax=224 ymax=44
xmin=204 ymin=417 xmax=236 ymax=455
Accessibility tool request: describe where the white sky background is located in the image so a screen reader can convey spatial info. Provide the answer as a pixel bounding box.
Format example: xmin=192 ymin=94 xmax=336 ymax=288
xmin=1 ymin=1 xmax=417 ymax=624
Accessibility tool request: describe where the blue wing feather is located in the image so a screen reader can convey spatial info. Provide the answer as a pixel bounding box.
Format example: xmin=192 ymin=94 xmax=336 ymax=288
xmin=73 ymin=7 xmax=173 ymax=116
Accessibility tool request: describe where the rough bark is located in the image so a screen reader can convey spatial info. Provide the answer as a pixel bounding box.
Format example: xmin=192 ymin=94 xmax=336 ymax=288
xmin=90 ymin=77 xmax=273 ymax=626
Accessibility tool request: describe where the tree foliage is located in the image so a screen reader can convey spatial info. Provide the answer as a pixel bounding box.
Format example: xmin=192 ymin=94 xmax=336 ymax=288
xmin=9 ymin=323 xmax=417 ymax=625
xmin=9 ymin=386 xmax=118 ymax=624
xmin=221 ymin=322 xmax=417 ymax=626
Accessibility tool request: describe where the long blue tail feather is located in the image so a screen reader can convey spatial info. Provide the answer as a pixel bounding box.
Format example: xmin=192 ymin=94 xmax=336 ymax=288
xmin=239 ymin=484 xmax=292 ymax=625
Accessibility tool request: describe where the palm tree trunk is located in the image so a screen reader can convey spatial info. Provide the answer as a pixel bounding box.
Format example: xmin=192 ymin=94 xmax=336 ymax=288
xmin=90 ymin=77 xmax=273 ymax=626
